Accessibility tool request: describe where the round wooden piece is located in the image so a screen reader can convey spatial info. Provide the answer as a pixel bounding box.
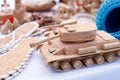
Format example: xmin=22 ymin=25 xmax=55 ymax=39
xmin=52 ymin=61 xmax=59 ymax=69
xmin=104 ymin=53 xmax=116 ymax=62
xmin=60 ymin=61 xmax=71 ymax=71
xmin=93 ymin=55 xmax=104 ymax=64
xmin=71 ymin=59 xmax=82 ymax=69
xmin=82 ymin=58 xmax=94 ymax=67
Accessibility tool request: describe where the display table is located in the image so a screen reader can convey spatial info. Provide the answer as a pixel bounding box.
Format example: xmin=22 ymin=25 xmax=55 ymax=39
xmin=12 ymin=51 xmax=120 ymax=80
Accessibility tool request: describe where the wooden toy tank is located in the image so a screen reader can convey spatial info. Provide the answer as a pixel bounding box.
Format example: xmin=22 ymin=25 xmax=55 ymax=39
xmin=31 ymin=24 xmax=120 ymax=71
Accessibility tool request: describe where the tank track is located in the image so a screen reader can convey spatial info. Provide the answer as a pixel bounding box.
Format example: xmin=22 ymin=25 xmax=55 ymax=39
xmin=50 ymin=50 xmax=120 ymax=71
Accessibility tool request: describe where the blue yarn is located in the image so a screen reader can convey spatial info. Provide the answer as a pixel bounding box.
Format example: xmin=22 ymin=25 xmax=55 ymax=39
xmin=96 ymin=0 xmax=120 ymax=39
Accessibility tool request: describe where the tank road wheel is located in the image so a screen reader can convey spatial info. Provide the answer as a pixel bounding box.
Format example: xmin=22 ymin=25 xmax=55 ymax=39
xmin=71 ymin=59 xmax=82 ymax=69
xmin=82 ymin=58 xmax=94 ymax=67
xmin=60 ymin=61 xmax=72 ymax=71
xmin=93 ymin=55 xmax=104 ymax=64
xmin=104 ymin=53 xmax=116 ymax=62
xmin=117 ymin=51 xmax=120 ymax=57
xmin=51 ymin=61 xmax=60 ymax=69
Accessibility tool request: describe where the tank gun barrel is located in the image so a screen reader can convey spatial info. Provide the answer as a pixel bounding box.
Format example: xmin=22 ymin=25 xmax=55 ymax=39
xmin=30 ymin=34 xmax=60 ymax=48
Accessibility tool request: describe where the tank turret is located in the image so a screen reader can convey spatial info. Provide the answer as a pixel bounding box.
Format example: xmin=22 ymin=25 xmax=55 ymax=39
xmin=59 ymin=23 xmax=96 ymax=42
xmin=30 ymin=23 xmax=97 ymax=47
xmin=30 ymin=23 xmax=120 ymax=71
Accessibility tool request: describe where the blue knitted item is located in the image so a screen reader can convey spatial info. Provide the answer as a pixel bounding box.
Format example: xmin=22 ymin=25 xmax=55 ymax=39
xmin=96 ymin=0 xmax=120 ymax=39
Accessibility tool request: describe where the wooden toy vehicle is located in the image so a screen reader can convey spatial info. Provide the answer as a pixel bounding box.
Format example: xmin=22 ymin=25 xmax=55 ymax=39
xmin=29 ymin=13 xmax=58 ymax=27
xmin=31 ymin=24 xmax=120 ymax=71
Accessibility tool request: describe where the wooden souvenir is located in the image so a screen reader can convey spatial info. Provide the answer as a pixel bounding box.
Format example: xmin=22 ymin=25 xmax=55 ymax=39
xmin=60 ymin=0 xmax=69 ymax=4
xmin=0 ymin=22 xmax=38 ymax=54
xmin=1 ymin=0 xmax=10 ymax=13
xmin=14 ymin=7 xmax=26 ymax=24
xmin=24 ymin=0 xmax=56 ymax=12
xmin=82 ymin=0 xmax=92 ymax=13
xmin=31 ymin=29 xmax=120 ymax=71
xmin=0 ymin=18 xmax=20 ymax=34
xmin=57 ymin=0 xmax=104 ymax=16
xmin=12 ymin=18 xmax=20 ymax=30
xmin=0 ymin=37 xmax=40 ymax=80
xmin=14 ymin=0 xmax=26 ymax=24
xmin=0 ymin=20 xmax=13 ymax=34
xmin=0 ymin=0 xmax=14 ymax=24
xmin=29 ymin=13 xmax=58 ymax=27
xmin=90 ymin=0 xmax=100 ymax=15
xmin=0 ymin=11 xmax=13 ymax=21
xmin=57 ymin=3 xmax=76 ymax=20
xmin=15 ymin=0 xmax=22 ymax=9
xmin=91 ymin=0 xmax=100 ymax=9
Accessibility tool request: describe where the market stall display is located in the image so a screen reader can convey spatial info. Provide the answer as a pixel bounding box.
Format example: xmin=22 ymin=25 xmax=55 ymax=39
xmin=1 ymin=0 xmax=120 ymax=80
